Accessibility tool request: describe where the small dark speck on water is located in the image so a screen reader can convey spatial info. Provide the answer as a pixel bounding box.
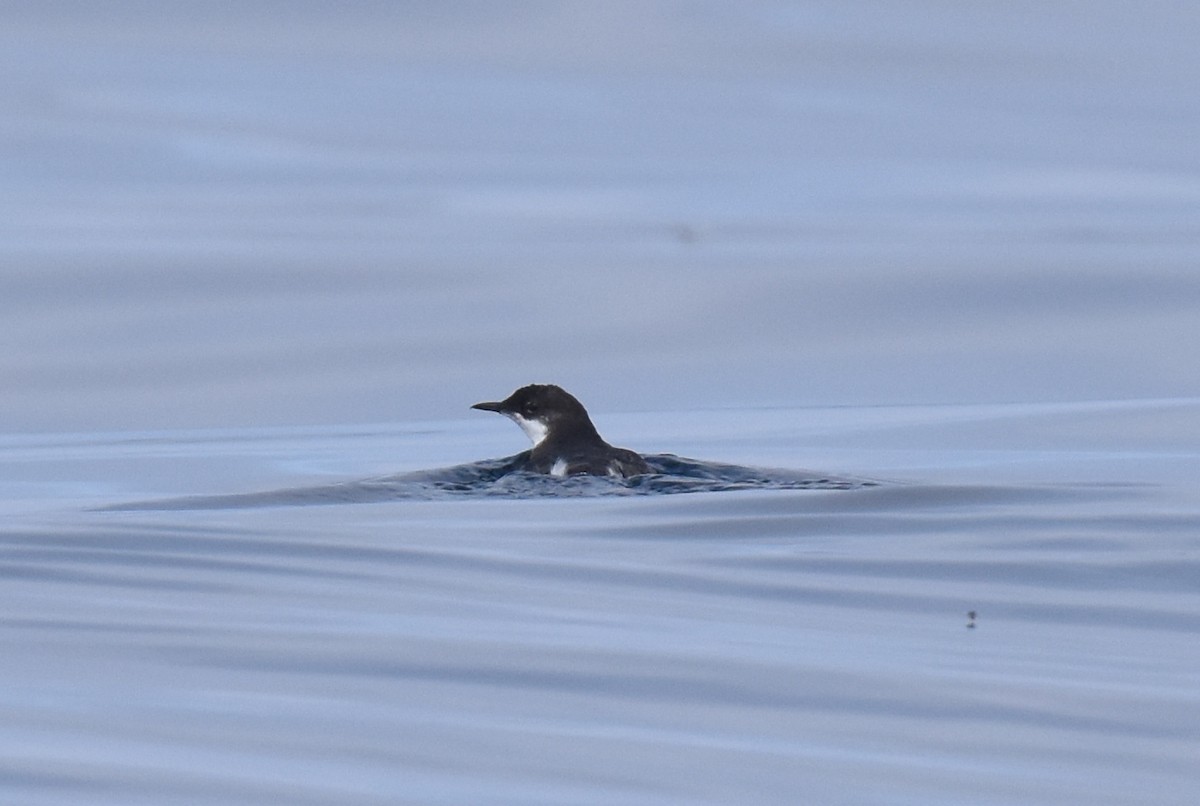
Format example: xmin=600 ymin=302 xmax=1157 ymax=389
xmin=966 ymin=610 xmax=978 ymax=629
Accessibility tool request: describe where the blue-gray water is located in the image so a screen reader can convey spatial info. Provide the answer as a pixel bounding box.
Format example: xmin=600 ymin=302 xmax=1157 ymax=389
xmin=3 ymin=3 xmax=1199 ymax=805
xmin=4 ymin=401 xmax=1199 ymax=805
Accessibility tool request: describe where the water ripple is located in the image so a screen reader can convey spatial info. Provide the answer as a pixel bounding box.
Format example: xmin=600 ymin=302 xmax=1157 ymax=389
xmin=102 ymin=453 xmax=878 ymax=510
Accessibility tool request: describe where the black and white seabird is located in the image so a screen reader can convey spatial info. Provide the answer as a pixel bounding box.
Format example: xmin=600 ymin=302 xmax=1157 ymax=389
xmin=472 ymin=384 xmax=651 ymax=478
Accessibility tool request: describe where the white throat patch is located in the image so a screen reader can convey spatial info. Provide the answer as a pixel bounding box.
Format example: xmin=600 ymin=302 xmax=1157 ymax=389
xmin=506 ymin=413 xmax=548 ymax=447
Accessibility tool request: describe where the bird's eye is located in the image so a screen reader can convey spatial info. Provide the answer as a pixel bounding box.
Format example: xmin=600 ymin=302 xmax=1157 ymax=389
xmin=524 ymin=403 xmax=538 ymax=415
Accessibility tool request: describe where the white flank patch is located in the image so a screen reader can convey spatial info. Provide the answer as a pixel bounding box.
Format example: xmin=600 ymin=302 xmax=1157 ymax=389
xmin=550 ymin=458 xmax=569 ymax=477
xmin=506 ymin=413 xmax=548 ymax=447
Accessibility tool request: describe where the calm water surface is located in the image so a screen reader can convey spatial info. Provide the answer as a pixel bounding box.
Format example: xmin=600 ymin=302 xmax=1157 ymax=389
xmin=2 ymin=2 xmax=1198 ymax=803
xmin=1 ymin=401 xmax=1197 ymax=805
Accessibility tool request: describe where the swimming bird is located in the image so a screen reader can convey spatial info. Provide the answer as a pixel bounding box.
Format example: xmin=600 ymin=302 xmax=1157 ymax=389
xmin=472 ymin=384 xmax=651 ymax=478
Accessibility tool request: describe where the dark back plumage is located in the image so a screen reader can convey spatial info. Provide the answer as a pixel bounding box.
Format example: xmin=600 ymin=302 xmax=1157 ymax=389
xmin=471 ymin=384 xmax=650 ymax=478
